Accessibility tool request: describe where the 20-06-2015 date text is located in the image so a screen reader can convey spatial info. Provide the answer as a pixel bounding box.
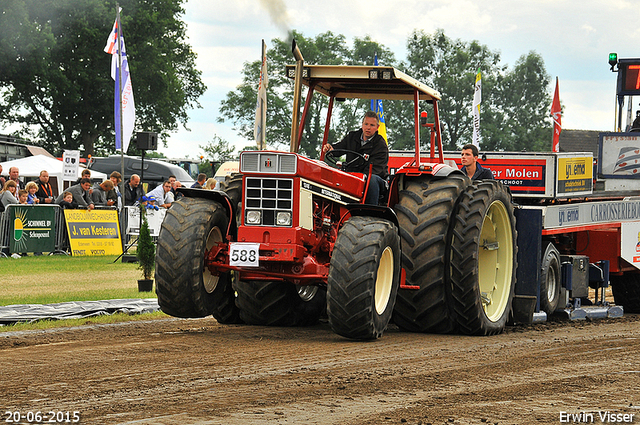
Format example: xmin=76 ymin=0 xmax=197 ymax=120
xmin=5 ymin=411 xmax=80 ymax=423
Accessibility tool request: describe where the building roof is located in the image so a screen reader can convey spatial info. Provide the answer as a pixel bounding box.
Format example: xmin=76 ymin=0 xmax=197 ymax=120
xmin=558 ymin=129 xmax=603 ymax=157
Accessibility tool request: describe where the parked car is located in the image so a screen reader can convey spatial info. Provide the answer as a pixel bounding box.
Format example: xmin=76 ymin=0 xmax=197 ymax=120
xmin=88 ymin=155 xmax=195 ymax=189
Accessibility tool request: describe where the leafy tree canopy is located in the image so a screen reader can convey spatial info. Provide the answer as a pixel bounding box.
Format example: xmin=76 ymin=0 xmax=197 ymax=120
xmin=0 ymin=0 xmax=206 ymax=156
xmin=218 ymin=31 xmax=396 ymax=157
xmin=219 ymin=29 xmax=554 ymax=155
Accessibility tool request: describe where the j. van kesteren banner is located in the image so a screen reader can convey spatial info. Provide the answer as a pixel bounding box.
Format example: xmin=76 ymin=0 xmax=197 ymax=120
xmin=9 ymin=205 xmax=56 ymax=253
xmin=64 ymin=209 xmax=122 ymax=256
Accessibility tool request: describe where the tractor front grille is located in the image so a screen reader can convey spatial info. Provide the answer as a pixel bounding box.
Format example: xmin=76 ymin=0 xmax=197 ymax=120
xmin=240 ymin=152 xmax=297 ymax=174
xmin=244 ymin=177 xmax=294 ymax=226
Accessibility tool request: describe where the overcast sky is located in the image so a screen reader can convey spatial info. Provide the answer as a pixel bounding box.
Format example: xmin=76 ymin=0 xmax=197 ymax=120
xmin=157 ymin=0 xmax=639 ymax=159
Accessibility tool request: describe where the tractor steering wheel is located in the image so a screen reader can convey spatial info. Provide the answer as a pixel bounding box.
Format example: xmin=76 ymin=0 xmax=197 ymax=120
xmin=324 ymin=149 xmax=369 ymax=173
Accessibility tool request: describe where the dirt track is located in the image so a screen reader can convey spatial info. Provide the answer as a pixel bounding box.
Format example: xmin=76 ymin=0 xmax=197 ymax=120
xmin=2 ymin=315 xmax=640 ymax=425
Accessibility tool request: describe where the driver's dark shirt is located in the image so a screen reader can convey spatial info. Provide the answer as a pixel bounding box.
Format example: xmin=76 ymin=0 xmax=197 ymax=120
xmin=330 ymin=129 xmax=389 ymax=178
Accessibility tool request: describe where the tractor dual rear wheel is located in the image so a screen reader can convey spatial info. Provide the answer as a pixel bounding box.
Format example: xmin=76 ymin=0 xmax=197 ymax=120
xmin=450 ymin=180 xmax=517 ymax=336
xmin=327 ymin=216 xmax=401 ymax=340
xmin=392 ymin=175 xmax=470 ymax=333
xmin=234 ymin=280 xmax=326 ymax=326
xmin=155 ymin=197 xmax=241 ymax=324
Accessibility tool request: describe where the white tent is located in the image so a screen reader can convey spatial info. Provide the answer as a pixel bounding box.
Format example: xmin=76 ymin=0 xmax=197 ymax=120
xmin=0 ymin=155 xmax=107 ymax=197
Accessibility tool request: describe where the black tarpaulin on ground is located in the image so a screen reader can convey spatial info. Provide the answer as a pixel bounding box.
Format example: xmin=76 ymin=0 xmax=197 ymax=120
xmin=0 ymin=299 xmax=160 ymax=325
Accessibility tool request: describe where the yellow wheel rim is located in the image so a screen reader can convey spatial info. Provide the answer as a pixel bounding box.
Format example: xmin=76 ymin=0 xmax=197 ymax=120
xmin=203 ymin=226 xmax=222 ymax=293
xmin=478 ymin=200 xmax=513 ymax=322
xmin=375 ymin=246 xmax=394 ymax=315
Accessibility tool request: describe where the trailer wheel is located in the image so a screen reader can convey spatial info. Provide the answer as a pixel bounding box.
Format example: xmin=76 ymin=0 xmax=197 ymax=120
xmin=220 ymin=173 xmax=243 ymax=222
xmin=451 ymin=181 xmax=517 ymax=335
xmin=540 ymin=241 xmax=561 ymax=315
xmin=327 ymin=216 xmax=401 ymax=340
xmin=392 ymin=175 xmax=469 ymax=333
xmin=234 ymin=280 xmax=326 ymax=326
xmin=156 ymin=197 xmax=241 ymax=323
xmin=610 ymin=274 xmax=640 ymax=313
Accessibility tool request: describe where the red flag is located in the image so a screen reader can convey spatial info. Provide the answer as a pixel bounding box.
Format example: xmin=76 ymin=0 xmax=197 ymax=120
xmin=550 ymin=77 xmax=561 ymax=153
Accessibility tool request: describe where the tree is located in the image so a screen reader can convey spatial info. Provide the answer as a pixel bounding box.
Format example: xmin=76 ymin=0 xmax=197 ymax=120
xmin=0 ymin=0 xmax=205 ymax=157
xmin=137 ymin=209 xmax=155 ymax=281
xmin=197 ymin=134 xmax=237 ymax=175
xmin=218 ymin=31 xmax=394 ymax=158
xmin=200 ymin=135 xmax=237 ymax=162
xmin=405 ymin=29 xmax=505 ymax=150
xmin=493 ymin=52 xmax=552 ymax=152
xmin=219 ymin=29 xmax=553 ymax=154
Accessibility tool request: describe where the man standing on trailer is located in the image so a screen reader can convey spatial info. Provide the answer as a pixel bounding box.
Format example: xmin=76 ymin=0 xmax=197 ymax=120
xmin=322 ymin=111 xmax=389 ymax=205
xmin=460 ymin=144 xmax=494 ymax=180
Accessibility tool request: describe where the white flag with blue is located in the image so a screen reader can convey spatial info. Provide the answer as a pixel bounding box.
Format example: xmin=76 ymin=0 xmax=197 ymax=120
xmin=104 ymin=12 xmax=136 ymax=153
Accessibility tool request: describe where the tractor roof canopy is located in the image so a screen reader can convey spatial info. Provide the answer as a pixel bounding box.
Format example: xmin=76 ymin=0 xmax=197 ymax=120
xmin=285 ymin=65 xmax=441 ymax=102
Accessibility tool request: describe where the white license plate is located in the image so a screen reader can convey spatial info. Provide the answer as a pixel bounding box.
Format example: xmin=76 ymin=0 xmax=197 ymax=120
xmin=229 ymin=243 xmax=260 ymax=267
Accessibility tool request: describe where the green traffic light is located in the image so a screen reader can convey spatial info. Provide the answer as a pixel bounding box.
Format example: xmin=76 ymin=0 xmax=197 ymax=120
xmin=609 ymin=52 xmax=618 ymax=66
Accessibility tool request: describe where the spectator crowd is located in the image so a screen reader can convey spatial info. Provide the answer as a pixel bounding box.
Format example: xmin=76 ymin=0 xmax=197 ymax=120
xmin=0 ymin=166 xmax=216 ymax=212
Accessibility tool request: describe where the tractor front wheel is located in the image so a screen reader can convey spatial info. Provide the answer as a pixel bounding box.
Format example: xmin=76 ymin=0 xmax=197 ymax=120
xmin=156 ymin=197 xmax=241 ymax=323
xmin=327 ymin=216 xmax=401 ymax=340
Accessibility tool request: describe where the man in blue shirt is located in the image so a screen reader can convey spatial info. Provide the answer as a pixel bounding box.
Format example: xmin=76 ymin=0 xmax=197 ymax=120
xmin=460 ymin=144 xmax=494 ymax=180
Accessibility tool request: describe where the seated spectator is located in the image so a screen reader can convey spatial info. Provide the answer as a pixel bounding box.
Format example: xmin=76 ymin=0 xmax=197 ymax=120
xmin=107 ymin=171 xmax=122 ymax=209
xmin=1 ymin=180 xmax=19 ymax=208
xmin=26 ymin=182 xmax=40 ymax=204
xmin=91 ymin=180 xmax=115 ymax=206
xmin=204 ymin=177 xmax=217 ymax=190
xmin=146 ymin=180 xmax=173 ymax=208
xmin=58 ymin=191 xmax=77 ymax=209
xmin=124 ymin=174 xmax=144 ymax=206
xmin=8 ymin=166 xmax=23 ymax=191
xmin=191 ymin=173 xmax=207 ymax=188
xmin=76 ymin=168 xmax=91 ymax=184
xmin=35 ymin=170 xmax=55 ymax=204
xmin=54 ymin=178 xmax=94 ymax=210
xmin=18 ymin=189 xmax=28 ymax=204
xmin=168 ymin=175 xmax=183 ymax=201
xmin=0 ymin=164 xmax=5 ymax=188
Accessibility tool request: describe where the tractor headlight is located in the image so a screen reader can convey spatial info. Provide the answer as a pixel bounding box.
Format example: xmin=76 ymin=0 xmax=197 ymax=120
xmin=276 ymin=211 xmax=292 ymax=226
xmin=246 ymin=210 xmax=261 ymax=225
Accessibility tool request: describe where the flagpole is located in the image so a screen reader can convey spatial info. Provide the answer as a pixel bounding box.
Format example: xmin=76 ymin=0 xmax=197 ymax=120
xmin=259 ymin=40 xmax=266 ymax=150
xmin=116 ymin=4 xmax=125 ymax=203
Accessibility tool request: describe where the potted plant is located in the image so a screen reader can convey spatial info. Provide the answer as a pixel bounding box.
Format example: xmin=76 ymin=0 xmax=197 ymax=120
xmin=137 ymin=206 xmax=155 ymax=292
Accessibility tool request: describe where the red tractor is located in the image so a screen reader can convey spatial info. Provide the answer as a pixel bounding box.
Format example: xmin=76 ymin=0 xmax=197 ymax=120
xmin=155 ymin=42 xmax=517 ymax=339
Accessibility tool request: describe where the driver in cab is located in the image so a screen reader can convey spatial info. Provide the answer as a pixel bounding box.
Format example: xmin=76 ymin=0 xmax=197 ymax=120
xmin=322 ymin=111 xmax=389 ymax=205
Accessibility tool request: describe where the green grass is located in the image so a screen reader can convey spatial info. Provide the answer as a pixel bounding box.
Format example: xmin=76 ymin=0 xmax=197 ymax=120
xmin=0 ymin=311 xmax=169 ymax=333
xmin=0 ymin=254 xmax=170 ymax=332
xmin=0 ymin=254 xmax=155 ymax=305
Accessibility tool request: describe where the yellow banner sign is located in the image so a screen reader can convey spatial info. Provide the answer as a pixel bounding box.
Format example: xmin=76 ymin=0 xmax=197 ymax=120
xmin=557 ymin=156 xmax=593 ymax=194
xmin=64 ymin=209 xmax=123 ymax=256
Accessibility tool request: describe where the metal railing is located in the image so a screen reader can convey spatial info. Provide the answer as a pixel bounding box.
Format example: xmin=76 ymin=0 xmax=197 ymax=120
xmin=0 ymin=204 xmax=120 ymax=257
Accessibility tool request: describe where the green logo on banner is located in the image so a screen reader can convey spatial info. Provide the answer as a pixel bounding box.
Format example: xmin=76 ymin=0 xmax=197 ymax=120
xmin=13 ymin=211 xmax=26 ymax=251
xmin=9 ymin=206 xmax=56 ymax=254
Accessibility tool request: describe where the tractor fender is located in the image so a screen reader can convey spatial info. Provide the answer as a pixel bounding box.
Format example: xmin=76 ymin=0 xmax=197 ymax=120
xmin=177 ymin=187 xmax=238 ymax=236
xmin=344 ymin=203 xmax=399 ymax=229
xmin=432 ymin=163 xmax=465 ymax=178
